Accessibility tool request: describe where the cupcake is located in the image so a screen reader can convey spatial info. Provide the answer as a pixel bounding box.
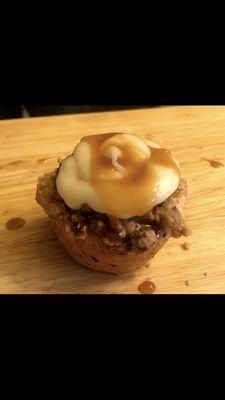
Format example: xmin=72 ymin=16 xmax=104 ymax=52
xmin=36 ymin=133 xmax=189 ymax=273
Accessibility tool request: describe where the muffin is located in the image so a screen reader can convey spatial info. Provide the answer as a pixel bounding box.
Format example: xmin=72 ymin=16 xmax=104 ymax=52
xmin=36 ymin=133 xmax=189 ymax=273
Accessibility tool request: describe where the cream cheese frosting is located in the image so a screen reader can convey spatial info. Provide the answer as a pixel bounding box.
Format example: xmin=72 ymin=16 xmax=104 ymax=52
xmin=56 ymin=133 xmax=180 ymax=219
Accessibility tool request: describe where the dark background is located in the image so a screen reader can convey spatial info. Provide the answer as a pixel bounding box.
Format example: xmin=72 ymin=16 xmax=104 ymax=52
xmin=0 ymin=106 xmax=153 ymax=120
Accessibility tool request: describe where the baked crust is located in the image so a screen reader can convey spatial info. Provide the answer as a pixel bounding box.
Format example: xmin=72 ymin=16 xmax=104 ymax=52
xmin=36 ymin=170 xmax=189 ymax=273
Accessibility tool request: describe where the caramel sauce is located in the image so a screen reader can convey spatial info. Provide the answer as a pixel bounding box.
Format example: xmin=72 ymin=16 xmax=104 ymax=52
xmin=82 ymin=133 xmax=180 ymax=217
xmin=5 ymin=217 xmax=26 ymax=230
xmin=138 ymin=280 xmax=156 ymax=294
xmin=202 ymin=158 xmax=224 ymax=168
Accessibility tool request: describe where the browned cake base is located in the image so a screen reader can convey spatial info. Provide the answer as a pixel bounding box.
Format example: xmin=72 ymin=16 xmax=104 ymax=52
xmin=36 ymin=170 xmax=189 ymax=273
xmin=51 ymin=220 xmax=172 ymax=273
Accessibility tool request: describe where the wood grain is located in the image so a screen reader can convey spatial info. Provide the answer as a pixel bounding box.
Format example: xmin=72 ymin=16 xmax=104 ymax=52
xmin=1 ymin=106 xmax=225 ymax=293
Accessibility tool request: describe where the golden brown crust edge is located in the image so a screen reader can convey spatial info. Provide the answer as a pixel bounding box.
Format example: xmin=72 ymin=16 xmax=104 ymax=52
xmin=36 ymin=172 xmax=188 ymax=273
xmin=51 ymin=220 xmax=172 ymax=273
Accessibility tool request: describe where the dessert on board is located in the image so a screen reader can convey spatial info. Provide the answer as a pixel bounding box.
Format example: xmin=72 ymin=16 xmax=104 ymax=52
xmin=36 ymin=133 xmax=189 ymax=273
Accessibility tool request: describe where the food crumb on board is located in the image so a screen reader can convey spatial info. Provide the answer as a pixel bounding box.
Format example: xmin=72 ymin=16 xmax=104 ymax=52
xmin=181 ymin=242 xmax=191 ymax=251
xmin=203 ymin=272 xmax=207 ymax=277
xmin=145 ymin=264 xmax=149 ymax=268
xmin=185 ymin=280 xmax=190 ymax=286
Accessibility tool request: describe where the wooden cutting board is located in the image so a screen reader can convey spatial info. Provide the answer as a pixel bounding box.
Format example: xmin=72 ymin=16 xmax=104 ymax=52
xmin=1 ymin=106 xmax=225 ymax=294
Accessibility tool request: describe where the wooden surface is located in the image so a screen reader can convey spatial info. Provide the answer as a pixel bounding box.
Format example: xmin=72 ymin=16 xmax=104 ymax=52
xmin=1 ymin=106 xmax=225 ymax=294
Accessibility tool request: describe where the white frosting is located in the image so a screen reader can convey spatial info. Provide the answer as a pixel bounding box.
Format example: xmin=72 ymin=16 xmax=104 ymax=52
xmin=56 ymin=134 xmax=180 ymax=218
xmin=56 ymin=141 xmax=100 ymax=211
